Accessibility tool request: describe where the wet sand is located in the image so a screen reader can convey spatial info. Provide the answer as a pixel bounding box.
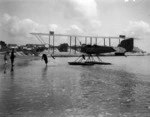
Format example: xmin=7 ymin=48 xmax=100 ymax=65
xmin=0 ymin=56 xmax=150 ymax=117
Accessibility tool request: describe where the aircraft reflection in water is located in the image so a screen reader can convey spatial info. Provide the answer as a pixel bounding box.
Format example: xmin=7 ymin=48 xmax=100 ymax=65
xmin=69 ymin=38 xmax=134 ymax=65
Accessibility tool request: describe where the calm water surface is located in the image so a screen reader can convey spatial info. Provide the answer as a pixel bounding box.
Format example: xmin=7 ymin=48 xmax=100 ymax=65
xmin=0 ymin=56 xmax=150 ymax=117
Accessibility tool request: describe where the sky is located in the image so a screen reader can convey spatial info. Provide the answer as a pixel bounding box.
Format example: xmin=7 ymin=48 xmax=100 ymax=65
xmin=0 ymin=0 xmax=150 ymax=52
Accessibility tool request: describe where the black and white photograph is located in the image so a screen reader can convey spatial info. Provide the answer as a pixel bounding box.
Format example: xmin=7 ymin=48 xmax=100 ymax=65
xmin=0 ymin=0 xmax=150 ymax=116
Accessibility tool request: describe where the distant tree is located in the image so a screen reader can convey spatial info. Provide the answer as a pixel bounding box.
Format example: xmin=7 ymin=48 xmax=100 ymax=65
xmin=58 ymin=43 xmax=68 ymax=52
xmin=0 ymin=41 xmax=7 ymax=49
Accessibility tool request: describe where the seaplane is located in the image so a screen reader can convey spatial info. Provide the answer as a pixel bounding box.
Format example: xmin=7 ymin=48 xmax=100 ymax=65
xmin=68 ymin=38 xmax=134 ymax=65
xmin=30 ymin=31 xmax=135 ymax=65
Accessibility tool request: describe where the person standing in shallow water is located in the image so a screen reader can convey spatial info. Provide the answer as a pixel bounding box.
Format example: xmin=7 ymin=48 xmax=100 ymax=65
xmin=42 ymin=54 xmax=48 ymax=65
xmin=10 ymin=49 xmax=16 ymax=67
xmin=4 ymin=52 xmax=9 ymax=65
xmin=4 ymin=52 xmax=9 ymax=73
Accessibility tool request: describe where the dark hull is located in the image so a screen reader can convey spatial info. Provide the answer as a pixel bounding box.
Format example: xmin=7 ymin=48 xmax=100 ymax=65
xmin=85 ymin=61 xmax=111 ymax=65
xmin=68 ymin=62 xmax=94 ymax=65
xmin=68 ymin=61 xmax=111 ymax=65
xmin=115 ymin=53 xmax=125 ymax=56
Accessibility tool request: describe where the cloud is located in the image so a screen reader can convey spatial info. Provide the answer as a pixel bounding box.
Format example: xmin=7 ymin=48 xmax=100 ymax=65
xmin=59 ymin=0 xmax=101 ymax=35
xmin=59 ymin=0 xmax=98 ymax=19
xmin=65 ymin=25 xmax=83 ymax=34
xmin=124 ymin=21 xmax=150 ymax=37
xmin=85 ymin=20 xmax=102 ymax=35
xmin=48 ymin=24 xmax=58 ymax=32
xmin=69 ymin=0 xmax=98 ymax=18
xmin=0 ymin=13 xmax=46 ymax=38
xmin=124 ymin=0 xmax=136 ymax=2
xmin=0 ymin=13 xmax=62 ymax=44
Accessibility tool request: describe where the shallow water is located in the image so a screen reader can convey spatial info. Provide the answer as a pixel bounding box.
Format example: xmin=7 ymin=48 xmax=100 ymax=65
xmin=0 ymin=56 xmax=150 ymax=117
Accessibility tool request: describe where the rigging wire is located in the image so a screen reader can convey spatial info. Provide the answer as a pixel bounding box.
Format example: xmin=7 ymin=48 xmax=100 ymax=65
xmin=39 ymin=35 xmax=46 ymax=44
xmin=35 ymin=35 xmax=45 ymax=44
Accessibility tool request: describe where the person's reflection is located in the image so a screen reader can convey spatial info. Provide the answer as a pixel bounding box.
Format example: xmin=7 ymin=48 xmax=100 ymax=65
xmin=4 ymin=64 xmax=7 ymax=74
xmin=42 ymin=65 xmax=48 ymax=79
xmin=10 ymin=66 xmax=14 ymax=79
xmin=11 ymin=66 xmax=14 ymax=72
xmin=41 ymin=66 xmax=54 ymax=97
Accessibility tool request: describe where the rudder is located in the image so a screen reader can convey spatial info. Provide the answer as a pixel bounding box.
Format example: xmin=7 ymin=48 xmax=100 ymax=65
xmin=118 ymin=38 xmax=134 ymax=52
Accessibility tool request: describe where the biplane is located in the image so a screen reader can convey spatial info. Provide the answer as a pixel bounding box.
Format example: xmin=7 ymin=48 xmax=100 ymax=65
xmin=30 ymin=32 xmax=134 ymax=65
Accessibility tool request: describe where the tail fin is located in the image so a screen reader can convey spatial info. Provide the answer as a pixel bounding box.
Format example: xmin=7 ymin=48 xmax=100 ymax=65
xmin=118 ymin=38 xmax=134 ymax=52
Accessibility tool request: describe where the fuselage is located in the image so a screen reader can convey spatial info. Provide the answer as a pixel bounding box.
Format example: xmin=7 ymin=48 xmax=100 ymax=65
xmin=80 ymin=45 xmax=115 ymax=55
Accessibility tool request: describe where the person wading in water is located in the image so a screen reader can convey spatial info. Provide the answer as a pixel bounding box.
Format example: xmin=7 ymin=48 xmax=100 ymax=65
xmin=4 ymin=51 xmax=9 ymax=73
xmin=42 ymin=54 xmax=48 ymax=65
xmin=10 ymin=49 xmax=16 ymax=67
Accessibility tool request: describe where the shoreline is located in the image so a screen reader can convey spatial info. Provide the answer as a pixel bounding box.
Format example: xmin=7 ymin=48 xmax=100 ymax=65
xmin=0 ymin=53 xmax=149 ymax=60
